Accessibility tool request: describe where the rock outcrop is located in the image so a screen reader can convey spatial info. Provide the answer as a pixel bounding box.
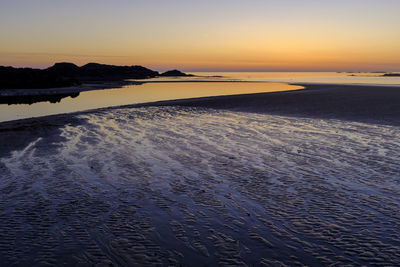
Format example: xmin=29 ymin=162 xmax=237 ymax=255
xmin=160 ymin=69 xmax=193 ymax=77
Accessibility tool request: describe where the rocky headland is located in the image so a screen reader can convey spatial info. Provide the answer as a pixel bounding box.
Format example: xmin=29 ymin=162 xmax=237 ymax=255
xmin=0 ymin=63 xmax=191 ymax=90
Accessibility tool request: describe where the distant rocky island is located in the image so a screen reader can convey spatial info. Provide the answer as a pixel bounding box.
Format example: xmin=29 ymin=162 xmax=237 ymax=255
xmin=382 ymin=73 xmax=400 ymax=77
xmin=0 ymin=63 xmax=191 ymax=90
xmin=159 ymin=69 xmax=194 ymax=77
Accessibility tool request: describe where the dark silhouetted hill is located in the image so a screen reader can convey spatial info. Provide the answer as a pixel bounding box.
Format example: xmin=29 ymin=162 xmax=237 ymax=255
xmin=78 ymin=63 xmax=159 ymax=80
xmin=0 ymin=63 xmax=162 ymax=89
xmin=0 ymin=63 xmax=195 ymax=89
xmin=46 ymin=62 xmax=80 ymax=76
xmin=0 ymin=66 xmax=80 ymax=89
xmin=46 ymin=62 xmax=159 ymax=80
xmin=160 ymin=69 xmax=193 ymax=77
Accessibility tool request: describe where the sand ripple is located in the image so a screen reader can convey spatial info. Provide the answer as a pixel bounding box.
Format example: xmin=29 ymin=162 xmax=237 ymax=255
xmin=0 ymin=106 xmax=399 ymax=266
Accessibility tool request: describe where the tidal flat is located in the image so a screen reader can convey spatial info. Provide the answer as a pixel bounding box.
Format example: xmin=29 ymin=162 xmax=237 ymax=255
xmin=0 ymin=104 xmax=399 ymax=266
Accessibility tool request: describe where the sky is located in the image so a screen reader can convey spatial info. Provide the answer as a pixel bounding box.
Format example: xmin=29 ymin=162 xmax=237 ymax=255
xmin=0 ymin=0 xmax=399 ymax=71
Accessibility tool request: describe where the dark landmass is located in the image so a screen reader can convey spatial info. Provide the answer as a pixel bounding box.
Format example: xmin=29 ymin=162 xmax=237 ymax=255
xmin=160 ymin=69 xmax=194 ymax=77
xmin=382 ymin=73 xmax=400 ymax=77
xmin=71 ymin=63 xmax=159 ymax=80
xmin=0 ymin=66 xmax=80 ymax=89
xmin=0 ymin=63 xmax=191 ymax=90
xmin=345 ymin=71 xmax=386 ymax=74
xmin=349 ymin=72 xmax=400 ymax=77
xmin=46 ymin=62 xmax=159 ymax=82
xmin=0 ymin=92 xmax=79 ymax=105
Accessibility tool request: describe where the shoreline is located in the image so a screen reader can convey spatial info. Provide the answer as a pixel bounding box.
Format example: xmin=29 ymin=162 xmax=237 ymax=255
xmin=0 ymin=80 xmax=141 ymax=97
xmin=0 ymin=83 xmax=400 ymax=128
xmin=1 ymin=79 xmax=400 ymax=97
xmin=135 ymin=83 xmax=400 ymax=125
xmin=0 ymin=79 xmax=268 ymax=97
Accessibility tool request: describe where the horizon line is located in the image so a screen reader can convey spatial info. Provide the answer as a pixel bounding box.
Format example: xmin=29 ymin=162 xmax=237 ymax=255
xmin=1 ymin=63 xmax=399 ymax=74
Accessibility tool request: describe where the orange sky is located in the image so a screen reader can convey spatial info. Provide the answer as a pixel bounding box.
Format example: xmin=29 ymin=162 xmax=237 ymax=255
xmin=1 ymin=0 xmax=399 ymax=71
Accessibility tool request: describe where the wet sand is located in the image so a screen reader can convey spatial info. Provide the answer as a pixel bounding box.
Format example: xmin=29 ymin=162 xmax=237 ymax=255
xmin=0 ymin=84 xmax=400 ymax=266
xmin=133 ymin=83 xmax=400 ymax=126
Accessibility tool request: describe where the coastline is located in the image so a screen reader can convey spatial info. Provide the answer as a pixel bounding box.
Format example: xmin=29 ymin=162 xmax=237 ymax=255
xmin=114 ymin=83 xmax=400 ymax=126
xmin=0 ymin=79 xmax=261 ymax=98
xmin=1 ymin=82 xmax=400 ymax=127
xmin=0 ymin=80 xmax=142 ymax=97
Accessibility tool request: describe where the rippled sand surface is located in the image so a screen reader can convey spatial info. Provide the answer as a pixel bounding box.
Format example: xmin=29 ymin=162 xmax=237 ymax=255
xmin=0 ymin=106 xmax=399 ymax=266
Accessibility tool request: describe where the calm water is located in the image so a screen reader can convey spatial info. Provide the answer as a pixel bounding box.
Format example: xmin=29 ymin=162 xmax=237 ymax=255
xmin=193 ymin=71 xmax=400 ymax=85
xmin=1 ymin=72 xmax=400 ymax=123
xmin=0 ymin=82 xmax=301 ymax=122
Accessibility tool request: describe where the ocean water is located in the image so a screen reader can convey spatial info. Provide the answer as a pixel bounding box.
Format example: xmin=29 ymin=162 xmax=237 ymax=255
xmin=191 ymin=71 xmax=400 ymax=85
xmin=0 ymin=106 xmax=399 ymax=265
xmin=1 ymin=72 xmax=400 ymax=123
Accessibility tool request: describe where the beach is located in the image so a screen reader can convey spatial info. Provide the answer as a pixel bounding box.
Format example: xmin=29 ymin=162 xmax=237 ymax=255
xmin=0 ymin=83 xmax=400 ymax=265
xmin=137 ymin=83 xmax=400 ymax=126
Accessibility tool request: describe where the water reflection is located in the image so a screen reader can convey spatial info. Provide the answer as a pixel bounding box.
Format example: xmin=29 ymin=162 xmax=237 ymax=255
xmin=0 ymin=92 xmax=79 ymax=105
xmin=0 ymin=82 xmax=302 ymax=122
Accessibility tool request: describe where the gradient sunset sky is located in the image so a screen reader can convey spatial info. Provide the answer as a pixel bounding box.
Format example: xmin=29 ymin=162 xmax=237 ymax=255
xmin=1 ymin=0 xmax=399 ymax=71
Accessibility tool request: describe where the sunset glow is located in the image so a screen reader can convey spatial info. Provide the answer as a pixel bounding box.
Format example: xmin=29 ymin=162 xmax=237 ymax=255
xmin=1 ymin=0 xmax=399 ymax=71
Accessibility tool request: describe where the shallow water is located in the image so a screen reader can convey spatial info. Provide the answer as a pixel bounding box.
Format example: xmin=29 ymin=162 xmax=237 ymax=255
xmin=0 ymin=106 xmax=399 ymax=266
xmin=0 ymin=82 xmax=302 ymax=123
xmin=191 ymin=71 xmax=400 ymax=85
